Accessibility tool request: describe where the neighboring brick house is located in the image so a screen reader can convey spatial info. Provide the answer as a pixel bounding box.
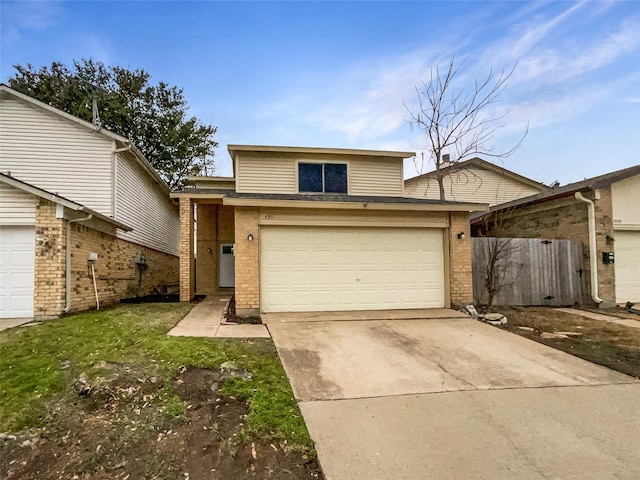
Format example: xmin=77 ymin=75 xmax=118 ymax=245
xmin=172 ymin=145 xmax=489 ymax=316
xmin=405 ymin=157 xmax=550 ymax=207
xmin=0 ymin=85 xmax=179 ymax=320
xmin=472 ymin=165 xmax=640 ymax=307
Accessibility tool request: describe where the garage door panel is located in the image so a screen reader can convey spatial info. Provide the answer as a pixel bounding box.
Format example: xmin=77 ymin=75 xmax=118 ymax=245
xmin=0 ymin=226 xmax=35 ymax=318
xmin=614 ymin=231 xmax=640 ymax=303
xmin=261 ymin=226 xmax=445 ymax=312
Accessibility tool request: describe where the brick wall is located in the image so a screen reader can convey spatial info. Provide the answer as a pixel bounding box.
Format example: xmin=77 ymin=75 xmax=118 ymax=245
xmin=234 ymin=206 xmax=260 ymax=315
xmin=592 ymin=188 xmax=616 ymax=306
xmin=68 ymin=223 xmax=179 ymax=313
xmin=34 ymin=199 xmax=66 ymax=319
xmin=33 ymin=199 xmax=179 ymax=319
xmin=196 ymin=204 xmax=217 ymax=294
xmin=179 ymin=197 xmax=194 ymax=301
xmin=474 ymin=189 xmax=616 ymax=306
xmin=448 ymin=211 xmax=473 ymax=306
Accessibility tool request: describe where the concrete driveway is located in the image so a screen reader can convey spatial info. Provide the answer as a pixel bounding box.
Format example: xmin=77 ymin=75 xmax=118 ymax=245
xmin=268 ymin=314 xmax=640 ymax=480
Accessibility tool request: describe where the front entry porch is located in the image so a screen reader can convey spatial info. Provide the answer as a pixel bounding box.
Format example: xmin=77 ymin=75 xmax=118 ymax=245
xmin=178 ymin=197 xmax=236 ymax=301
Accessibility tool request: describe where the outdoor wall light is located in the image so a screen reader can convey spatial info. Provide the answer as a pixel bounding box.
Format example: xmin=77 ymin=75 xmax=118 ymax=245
xmin=457 ymin=232 xmax=465 ymax=240
xmin=247 ymin=233 xmax=254 ymax=241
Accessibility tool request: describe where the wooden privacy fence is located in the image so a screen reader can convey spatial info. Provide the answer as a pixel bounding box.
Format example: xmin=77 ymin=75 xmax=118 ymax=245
xmin=472 ymin=237 xmax=583 ymax=306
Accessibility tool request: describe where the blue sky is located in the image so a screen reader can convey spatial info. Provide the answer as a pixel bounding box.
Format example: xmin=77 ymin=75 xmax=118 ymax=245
xmin=1 ymin=0 xmax=639 ymax=185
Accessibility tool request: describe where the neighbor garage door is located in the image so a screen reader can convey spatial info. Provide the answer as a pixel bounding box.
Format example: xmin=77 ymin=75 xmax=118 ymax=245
xmin=0 ymin=226 xmax=35 ymax=318
xmin=614 ymin=230 xmax=640 ymax=303
xmin=261 ymin=226 xmax=445 ymax=312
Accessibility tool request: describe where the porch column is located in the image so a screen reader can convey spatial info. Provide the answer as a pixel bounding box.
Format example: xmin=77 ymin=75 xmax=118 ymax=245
xmin=448 ymin=211 xmax=473 ymax=307
xmin=179 ymin=197 xmax=195 ymax=302
xmin=234 ymin=207 xmax=260 ymax=316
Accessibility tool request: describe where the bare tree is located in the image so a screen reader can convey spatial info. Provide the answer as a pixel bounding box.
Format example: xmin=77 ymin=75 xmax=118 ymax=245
xmin=407 ymin=56 xmax=527 ymax=200
xmin=483 ymin=237 xmax=517 ymax=311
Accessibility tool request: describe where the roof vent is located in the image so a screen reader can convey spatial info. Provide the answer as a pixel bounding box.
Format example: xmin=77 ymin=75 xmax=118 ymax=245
xmin=441 ymin=154 xmax=452 ymax=168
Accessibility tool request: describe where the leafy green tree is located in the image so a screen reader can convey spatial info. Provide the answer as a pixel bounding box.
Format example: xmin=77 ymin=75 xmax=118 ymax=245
xmin=8 ymin=59 xmax=217 ymax=189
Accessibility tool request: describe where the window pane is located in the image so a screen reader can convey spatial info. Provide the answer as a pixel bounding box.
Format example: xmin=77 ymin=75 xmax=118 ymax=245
xmin=324 ymin=163 xmax=347 ymax=193
xmin=299 ymin=163 xmax=323 ymax=192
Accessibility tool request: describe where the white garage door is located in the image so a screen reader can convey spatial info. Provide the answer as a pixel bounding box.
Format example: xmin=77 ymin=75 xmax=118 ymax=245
xmin=0 ymin=226 xmax=35 ymax=318
xmin=261 ymin=226 xmax=445 ymax=312
xmin=614 ymin=230 xmax=640 ymax=303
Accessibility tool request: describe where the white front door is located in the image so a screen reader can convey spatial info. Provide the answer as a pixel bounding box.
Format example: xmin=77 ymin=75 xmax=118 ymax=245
xmin=219 ymin=244 xmax=235 ymax=288
xmin=0 ymin=226 xmax=35 ymax=318
xmin=260 ymin=226 xmax=445 ymax=312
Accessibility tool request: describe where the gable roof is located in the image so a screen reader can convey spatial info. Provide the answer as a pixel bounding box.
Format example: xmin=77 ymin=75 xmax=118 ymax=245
xmin=228 ymin=144 xmax=415 ymax=160
xmin=405 ymin=157 xmax=549 ymax=192
xmin=0 ymin=84 xmax=170 ymax=195
xmin=472 ymin=163 xmax=640 ymax=222
xmin=0 ymin=173 xmax=132 ymax=231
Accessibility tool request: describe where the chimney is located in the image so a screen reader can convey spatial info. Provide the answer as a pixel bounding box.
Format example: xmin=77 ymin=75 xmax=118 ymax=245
xmin=441 ymin=154 xmax=451 ymax=168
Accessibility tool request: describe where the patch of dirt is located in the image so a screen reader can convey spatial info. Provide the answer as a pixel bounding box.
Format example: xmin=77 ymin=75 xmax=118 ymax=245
xmin=120 ymin=293 xmax=180 ymax=304
xmin=488 ymin=306 xmax=640 ymax=378
xmin=0 ymin=366 xmax=322 ymax=479
xmin=224 ymin=295 xmax=263 ymax=324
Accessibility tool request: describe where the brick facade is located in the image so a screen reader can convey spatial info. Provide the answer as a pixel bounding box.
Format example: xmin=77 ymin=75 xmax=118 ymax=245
xmin=33 ymin=198 xmax=179 ymax=319
xmin=233 ymin=206 xmax=260 ymax=315
xmin=68 ymin=223 xmax=179 ymax=313
xmin=181 ymin=201 xmax=476 ymax=315
xmin=179 ymin=197 xmax=194 ymax=301
xmin=448 ymin=211 xmax=473 ymax=306
xmin=34 ymin=199 xmax=66 ymax=318
xmin=473 ymin=189 xmax=617 ymax=307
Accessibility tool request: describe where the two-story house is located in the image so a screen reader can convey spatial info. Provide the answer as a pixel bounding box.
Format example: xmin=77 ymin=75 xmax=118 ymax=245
xmin=0 ymin=85 xmax=179 ymax=320
xmin=172 ymin=145 xmax=489 ymax=316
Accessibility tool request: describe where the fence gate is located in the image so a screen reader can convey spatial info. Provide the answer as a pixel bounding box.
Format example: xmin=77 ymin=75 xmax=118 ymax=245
xmin=472 ymin=237 xmax=583 ymax=306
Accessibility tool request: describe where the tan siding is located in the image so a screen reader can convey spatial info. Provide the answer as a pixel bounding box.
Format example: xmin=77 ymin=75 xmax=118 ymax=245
xmin=236 ymin=153 xmax=404 ymax=196
xmin=259 ymin=208 xmax=448 ymax=228
xmin=611 ymin=174 xmax=640 ymax=229
xmin=115 ymin=152 xmax=179 ymax=255
xmin=236 ymin=154 xmax=296 ymax=193
xmin=349 ymin=157 xmax=403 ymax=196
xmin=0 ymin=97 xmax=113 ymax=215
xmin=405 ymin=167 xmax=542 ymax=206
xmin=0 ymin=182 xmax=36 ymax=225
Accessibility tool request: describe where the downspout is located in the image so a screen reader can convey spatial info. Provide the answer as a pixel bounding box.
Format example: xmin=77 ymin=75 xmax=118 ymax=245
xmin=63 ymin=214 xmax=93 ymax=313
xmin=575 ymin=192 xmax=603 ymax=304
xmin=112 ymin=143 xmax=132 ymax=218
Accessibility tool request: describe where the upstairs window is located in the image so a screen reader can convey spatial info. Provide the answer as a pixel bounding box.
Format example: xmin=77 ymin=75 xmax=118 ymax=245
xmin=298 ymin=163 xmax=347 ymax=193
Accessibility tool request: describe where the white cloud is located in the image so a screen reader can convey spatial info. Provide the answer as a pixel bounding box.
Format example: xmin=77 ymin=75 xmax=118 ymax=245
xmin=261 ymin=1 xmax=639 ymax=159
xmin=0 ymin=1 xmax=60 ymax=45
xmin=504 ymin=1 xmax=587 ymax=60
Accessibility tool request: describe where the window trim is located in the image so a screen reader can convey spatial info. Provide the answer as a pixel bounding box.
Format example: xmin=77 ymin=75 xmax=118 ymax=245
xmin=296 ymin=160 xmax=349 ymax=194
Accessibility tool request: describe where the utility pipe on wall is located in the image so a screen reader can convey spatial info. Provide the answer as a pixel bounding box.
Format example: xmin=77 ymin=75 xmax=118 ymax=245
xmin=575 ymin=192 xmax=603 ymax=304
xmin=63 ymin=214 xmax=93 ymax=313
xmin=90 ymin=262 xmax=100 ymax=310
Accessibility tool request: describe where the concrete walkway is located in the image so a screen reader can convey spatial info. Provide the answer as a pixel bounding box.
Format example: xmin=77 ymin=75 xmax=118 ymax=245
xmin=167 ymin=296 xmax=270 ymax=338
xmin=0 ymin=318 xmax=36 ymax=332
xmin=269 ymin=314 xmax=640 ymax=480
xmin=556 ymin=307 xmax=640 ymax=329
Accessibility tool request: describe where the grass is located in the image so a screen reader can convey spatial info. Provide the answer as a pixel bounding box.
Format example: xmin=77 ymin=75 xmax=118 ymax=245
xmin=0 ymin=303 xmax=313 ymax=450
